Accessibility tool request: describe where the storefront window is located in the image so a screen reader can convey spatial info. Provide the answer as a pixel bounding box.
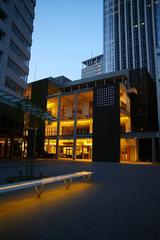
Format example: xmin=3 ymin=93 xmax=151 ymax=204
xmin=44 ymin=139 xmax=56 ymax=156
xmin=0 ymin=138 xmax=7 ymax=157
xmin=76 ymin=139 xmax=92 ymax=160
xmin=58 ymin=139 xmax=74 ymax=159
xmin=120 ymin=138 xmax=138 ymax=162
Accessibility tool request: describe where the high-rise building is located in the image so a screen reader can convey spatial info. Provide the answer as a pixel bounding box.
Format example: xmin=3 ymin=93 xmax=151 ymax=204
xmin=103 ymin=0 xmax=160 ymax=128
xmin=0 ymin=0 xmax=36 ymax=158
xmin=103 ymin=0 xmax=159 ymax=77
xmin=81 ymin=55 xmax=104 ymax=79
xmin=0 ymin=0 xmax=36 ymax=97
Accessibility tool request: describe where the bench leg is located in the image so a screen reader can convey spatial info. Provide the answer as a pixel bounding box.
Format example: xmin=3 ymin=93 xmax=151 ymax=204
xmin=35 ymin=184 xmax=45 ymax=198
xmin=83 ymin=174 xmax=91 ymax=182
xmin=64 ymin=179 xmax=72 ymax=189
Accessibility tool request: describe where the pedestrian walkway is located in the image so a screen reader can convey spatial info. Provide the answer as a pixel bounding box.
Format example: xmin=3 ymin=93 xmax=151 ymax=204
xmin=0 ymin=161 xmax=160 ymax=240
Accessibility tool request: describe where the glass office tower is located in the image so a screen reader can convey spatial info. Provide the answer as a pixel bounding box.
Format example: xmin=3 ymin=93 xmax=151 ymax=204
xmin=103 ymin=0 xmax=160 ymax=128
xmin=154 ymin=0 xmax=160 ymax=130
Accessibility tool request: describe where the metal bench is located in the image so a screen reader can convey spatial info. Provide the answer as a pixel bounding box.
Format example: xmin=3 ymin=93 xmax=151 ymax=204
xmin=0 ymin=171 xmax=93 ymax=197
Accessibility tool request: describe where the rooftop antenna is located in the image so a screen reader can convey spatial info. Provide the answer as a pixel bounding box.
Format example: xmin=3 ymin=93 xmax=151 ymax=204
xmin=91 ymin=51 xmax=93 ymax=59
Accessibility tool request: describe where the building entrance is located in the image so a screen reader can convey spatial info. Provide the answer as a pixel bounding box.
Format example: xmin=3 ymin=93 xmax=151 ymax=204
xmin=76 ymin=139 xmax=92 ymax=160
xmin=0 ymin=138 xmax=10 ymax=158
xmin=120 ymin=139 xmax=138 ymax=162
xmin=59 ymin=146 xmax=73 ymax=159
xmin=0 ymin=139 xmax=6 ymax=157
xmin=58 ymin=140 xmax=74 ymax=159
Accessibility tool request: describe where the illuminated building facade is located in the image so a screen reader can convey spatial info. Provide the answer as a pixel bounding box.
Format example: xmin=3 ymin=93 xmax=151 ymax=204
xmin=26 ymin=70 xmax=160 ymax=162
xmin=46 ymin=77 xmax=133 ymax=162
xmin=27 ymin=70 xmax=159 ymax=163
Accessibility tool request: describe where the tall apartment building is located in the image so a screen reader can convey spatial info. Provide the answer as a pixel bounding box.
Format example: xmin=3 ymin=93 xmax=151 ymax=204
xmin=81 ymin=55 xmax=104 ymax=79
xmin=0 ymin=0 xmax=36 ymax=158
xmin=103 ymin=0 xmax=160 ymax=128
xmin=0 ymin=0 xmax=36 ymax=97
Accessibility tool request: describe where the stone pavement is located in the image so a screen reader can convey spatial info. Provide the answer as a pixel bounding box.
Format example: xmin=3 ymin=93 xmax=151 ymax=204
xmin=0 ymin=160 xmax=160 ymax=240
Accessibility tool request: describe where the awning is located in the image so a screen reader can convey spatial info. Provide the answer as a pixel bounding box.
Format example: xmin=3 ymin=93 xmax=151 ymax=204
xmin=0 ymin=89 xmax=55 ymax=122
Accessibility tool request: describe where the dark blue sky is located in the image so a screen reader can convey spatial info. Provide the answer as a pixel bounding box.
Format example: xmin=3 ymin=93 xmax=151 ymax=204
xmin=28 ymin=0 xmax=103 ymax=82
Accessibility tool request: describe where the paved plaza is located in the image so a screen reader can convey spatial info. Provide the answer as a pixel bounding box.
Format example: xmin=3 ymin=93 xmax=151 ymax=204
xmin=0 ymin=160 xmax=160 ymax=240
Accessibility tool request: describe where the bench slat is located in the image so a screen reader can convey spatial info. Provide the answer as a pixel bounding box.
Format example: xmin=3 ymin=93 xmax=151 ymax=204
xmin=0 ymin=171 xmax=93 ymax=194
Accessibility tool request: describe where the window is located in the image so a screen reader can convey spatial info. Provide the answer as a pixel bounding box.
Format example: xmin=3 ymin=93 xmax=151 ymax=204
xmin=12 ymin=24 xmax=31 ymax=52
xmin=16 ymin=0 xmax=34 ymax=23
xmin=5 ymin=76 xmax=24 ymax=96
xmin=7 ymin=58 xmax=27 ymax=81
xmin=10 ymin=40 xmax=29 ymax=66
xmin=14 ymin=7 xmax=32 ymax=36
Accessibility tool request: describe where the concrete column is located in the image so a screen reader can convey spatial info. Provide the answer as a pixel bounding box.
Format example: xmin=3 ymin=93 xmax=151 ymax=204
xmin=158 ymin=138 xmax=160 ymax=162
xmin=9 ymin=135 xmax=14 ymax=158
xmin=152 ymin=137 xmax=156 ymax=163
xmin=136 ymin=139 xmax=139 ymax=162
xmin=56 ymin=95 xmax=61 ymax=160
xmin=73 ymin=93 xmax=78 ymax=160
xmin=4 ymin=139 xmax=8 ymax=158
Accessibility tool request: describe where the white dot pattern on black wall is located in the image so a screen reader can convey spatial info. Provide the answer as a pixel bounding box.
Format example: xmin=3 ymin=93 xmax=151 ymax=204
xmin=96 ymin=86 xmax=115 ymax=107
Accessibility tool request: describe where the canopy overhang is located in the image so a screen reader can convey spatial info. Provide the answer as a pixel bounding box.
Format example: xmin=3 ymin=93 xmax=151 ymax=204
xmin=0 ymin=89 xmax=55 ymax=123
